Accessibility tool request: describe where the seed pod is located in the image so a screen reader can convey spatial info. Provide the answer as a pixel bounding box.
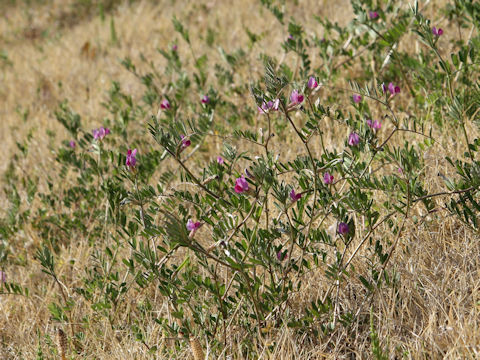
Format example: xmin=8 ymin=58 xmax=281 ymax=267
xmin=189 ymin=336 xmax=204 ymax=360
xmin=56 ymin=328 xmax=67 ymax=360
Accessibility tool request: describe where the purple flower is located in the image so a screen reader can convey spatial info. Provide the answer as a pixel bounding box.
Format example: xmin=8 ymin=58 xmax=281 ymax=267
xmin=369 ymin=11 xmax=379 ymax=19
xmin=186 ymin=219 xmax=202 ymax=238
xmin=338 ymin=222 xmax=349 ymax=235
xmin=348 ymin=132 xmax=360 ymax=146
xmin=387 ymin=82 xmax=400 ymax=96
xmin=217 ymin=156 xmax=224 ymax=165
xmin=69 ymin=140 xmax=76 ymax=148
xmin=352 ymin=94 xmax=362 ymax=103
xmin=172 ymin=44 xmax=178 ymax=51
xmin=323 ymin=172 xmax=334 ymax=185
xmin=277 ymin=250 xmax=288 ymax=261
xmin=126 ymin=148 xmax=137 ymax=169
xmin=244 ymin=168 xmax=255 ymax=179
xmin=366 ymin=119 xmax=382 ymax=131
xmin=290 ymin=89 xmax=304 ymax=105
xmin=432 ymin=27 xmax=443 ymax=37
xmin=290 ymin=189 xmax=302 ymax=202
xmin=258 ymin=99 xmax=280 ymax=114
xmin=288 ymin=34 xmax=294 ymax=40
xmin=180 ymin=135 xmax=191 ymax=149
xmin=92 ymin=127 xmax=110 ymax=141
xmin=201 ymin=95 xmax=210 ymax=104
xmin=0 ymin=271 xmax=5 ymax=284
xmin=234 ymin=175 xmax=249 ymax=194
xmin=160 ymin=99 xmax=171 ymax=110
xmin=308 ymin=76 xmax=318 ymax=89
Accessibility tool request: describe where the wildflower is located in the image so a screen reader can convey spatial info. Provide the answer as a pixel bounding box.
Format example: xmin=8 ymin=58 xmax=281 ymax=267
xmin=160 ymin=99 xmax=171 ymax=110
xmin=0 ymin=270 xmax=5 ymax=284
xmin=348 ymin=132 xmax=360 ymax=146
xmin=180 ymin=135 xmax=191 ymax=149
xmin=186 ymin=219 xmax=202 ymax=238
xmin=244 ymin=168 xmax=255 ymax=179
xmin=307 ymin=76 xmax=318 ymax=89
xmin=338 ymin=222 xmax=349 ymax=235
xmin=234 ymin=175 xmax=249 ymax=194
xmin=92 ymin=126 xmax=110 ymax=141
xmin=323 ymin=172 xmax=334 ymax=185
xmin=277 ymin=250 xmax=288 ymax=261
xmin=432 ymin=26 xmax=443 ymax=37
xmin=172 ymin=44 xmax=178 ymax=51
xmin=288 ymin=34 xmax=294 ymax=40
xmin=201 ymin=95 xmax=210 ymax=104
xmin=258 ymin=99 xmax=280 ymax=114
xmin=126 ymin=148 xmax=137 ymax=169
xmin=217 ymin=156 xmax=224 ymax=165
xmin=387 ymin=82 xmax=400 ymax=96
xmin=366 ymin=119 xmax=382 ymax=131
xmin=352 ymin=94 xmax=362 ymax=103
xmin=369 ymin=11 xmax=379 ymax=19
xmin=69 ymin=140 xmax=76 ymax=148
xmin=290 ymin=189 xmax=302 ymax=202
xmin=290 ymin=89 xmax=304 ymax=105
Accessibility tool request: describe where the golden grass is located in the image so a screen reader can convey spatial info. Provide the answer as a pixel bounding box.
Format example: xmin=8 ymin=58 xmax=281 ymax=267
xmin=1 ymin=0 xmax=480 ymax=358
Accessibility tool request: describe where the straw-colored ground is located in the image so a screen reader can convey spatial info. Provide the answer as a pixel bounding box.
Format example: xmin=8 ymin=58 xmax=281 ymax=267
xmin=1 ymin=0 xmax=479 ymax=358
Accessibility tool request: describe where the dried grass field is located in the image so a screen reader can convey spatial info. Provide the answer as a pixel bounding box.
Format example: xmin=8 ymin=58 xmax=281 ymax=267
xmin=1 ymin=0 xmax=480 ymax=359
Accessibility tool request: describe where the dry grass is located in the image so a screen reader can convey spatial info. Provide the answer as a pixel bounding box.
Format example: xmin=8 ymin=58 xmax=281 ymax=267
xmin=1 ymin=0 xmax=480 ymax=359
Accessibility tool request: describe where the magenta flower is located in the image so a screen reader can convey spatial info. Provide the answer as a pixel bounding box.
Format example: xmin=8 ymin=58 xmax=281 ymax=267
xmin=432 ymin=27 xmax=443 ymax=37
xmin=348 ymin=132 xmax=360 ymax=146
xmin=352 ymin=94 xmax=362 ymax=103
xmin=172 ymin=44 xmax=178 ymax=51
xmin=160 ymin=99 xmax=171 ymax=110
xmin=290 ymin=89 xmax=304 ymax=105
xmin=387 ymin=82 xmax=400 ymax=96
xmin=0 ymin=270 xmax=5 ymax=284
xmin=234 ymin=175 xmax=249 ymax=194
xmin=92 ymin=127 xmax=110 ymax=141
xmin=338 ymin=222 xmax=349 ymax=235
xmin=69 ymin=140 xmax=76 ymax=148
xmin=201 ymin=95 xmax=210 ymax=104
xmin=126 ymin=148 xmax=137 ymax=169
xmin=308 ymin=76 xmax=318 ymax=89
xmin=258 ymin=99 xmax=280 ymax=114
xmin=366 ymin=119 xmax=382 ymax=131
xmin=180 ymin=135 xmax=191 ymax=149
xmin=323 ymin=172 xmax=334 ymax=185
xmin=277 ymin=250 xmax=288 ymax=261
xmin=288 ymin=34 xmax=294 ymax=40
xmin=186 ymin=219 xmax=202 ymax=238
xmin=369 ymin=11 xmax=379 ymax=19
xmin=217 ymin=156 xmax=224 ymax=165
xmin=290 ymin=189 xmax=302 ymax=202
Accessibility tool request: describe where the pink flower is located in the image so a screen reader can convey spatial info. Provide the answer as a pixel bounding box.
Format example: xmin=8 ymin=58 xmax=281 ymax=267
xmin=69 ymin=140 xmax=76 ymax=148
xmin=201 ymin=95 xmax=210 ymax=104
xmin=217 ymin=156 xmax=224 ymax=165
xmin=366 ymin=119 xmax=382 ymax=131
xmin=258 ymin=99 xmax=279 ymax=114
xmin=288 ymin=34 xmax=294 ymax=40
xmin=352 ymin=94 xmax=362 ymax=103
xmin=432 ymin=27 xmax=443 ymax=37
xmin=290 ymin=89 xmax=304 ymax=105
xmin=338 ymin=222 xmax=349 ymax=235
xmin=0 ymin=270 xmax=5 ymax=284
xmin=126 ymin=148 xmax=137 ymax=169
xmin=92 ymin=127 xmax=110 ymax=141
xmin=172 ymin=44 xmax=178 ymax=51
xmin=234 ymin=175 xmax=249 ymax=194
xmin=369 ymin=11 xmax=379 ymax=19
xmin=307 ymin=76 xmax=318 ymax=89
xmin=348 ymin=132 xmax=360 ymax=146
xmin=160 ymin=99 xmax=171 ymax=110
xmin=323 ymin=172 xmax=334 ymax=185
xmin=186 ymin=219 xmax=202 ymax=238
xmin=290 ymin=189 xmax=302 ymax=202
xmin=387 ymin=82 xmax=400 ymax=96
xmin=180 ymin=135 xmax=191 ymax=149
